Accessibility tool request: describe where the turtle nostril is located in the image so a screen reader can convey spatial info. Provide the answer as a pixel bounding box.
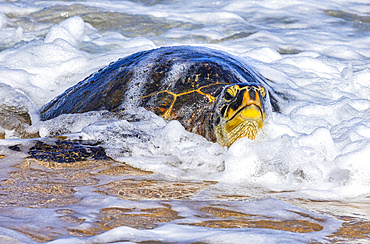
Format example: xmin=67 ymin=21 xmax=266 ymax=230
xmin=248 ymin=88 xmax=256 ymax=101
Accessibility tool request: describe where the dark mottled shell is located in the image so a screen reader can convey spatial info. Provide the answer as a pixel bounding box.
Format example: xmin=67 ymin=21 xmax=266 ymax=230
xmin=40 ymin=46 xmax=277 ymax=141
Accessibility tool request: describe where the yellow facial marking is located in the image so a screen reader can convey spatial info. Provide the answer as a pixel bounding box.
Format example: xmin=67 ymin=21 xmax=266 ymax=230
xmin=225 ymin=85 xmax=239 ymax=100
xmin=240 ymin=106 xmax=261 ymax=119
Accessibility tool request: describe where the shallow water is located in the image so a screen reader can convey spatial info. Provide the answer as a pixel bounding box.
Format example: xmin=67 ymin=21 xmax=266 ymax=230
xmin=0 ymin=0 xmax=370 ymax=243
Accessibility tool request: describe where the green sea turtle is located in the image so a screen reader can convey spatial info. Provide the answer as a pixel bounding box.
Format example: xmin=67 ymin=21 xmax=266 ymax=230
xmin=41 ymin=46 xmax=279 ymax=147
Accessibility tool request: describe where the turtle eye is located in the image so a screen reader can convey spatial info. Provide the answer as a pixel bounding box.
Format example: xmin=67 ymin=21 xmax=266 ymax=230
xmin=224 ymin=86 xmax=238 ymax=101
xmin=257 ymin=86 xmax=266 ymax=97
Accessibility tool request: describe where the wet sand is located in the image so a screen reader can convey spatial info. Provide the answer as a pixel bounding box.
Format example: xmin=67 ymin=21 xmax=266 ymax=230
xmin=0 ymin=155 xmax=368 ymax=243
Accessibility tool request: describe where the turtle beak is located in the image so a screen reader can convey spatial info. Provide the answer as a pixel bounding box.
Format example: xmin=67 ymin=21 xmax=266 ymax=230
xmin=215 ymin=84 xmax=266 ymax=147
xmin=224 ymin=104 xmax=264 ymax=139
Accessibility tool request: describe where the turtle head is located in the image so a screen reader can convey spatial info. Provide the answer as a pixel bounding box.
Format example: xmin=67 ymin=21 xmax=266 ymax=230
xmin=212 ymin=83 xmax=268 ymax=147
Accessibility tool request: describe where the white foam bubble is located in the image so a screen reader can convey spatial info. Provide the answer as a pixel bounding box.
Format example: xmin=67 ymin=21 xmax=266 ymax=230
xmin=0 ymin=13 xmax=8 ymax=29
xmin=334 ymin=141 xmax=370 ymax=196
xmin=244 ymin=47 xmax=283 ymax=63
xmin=0 ymin=83 xmax=39 ymax=138
xmin=45 ymin=16 xmax=86 ymax=48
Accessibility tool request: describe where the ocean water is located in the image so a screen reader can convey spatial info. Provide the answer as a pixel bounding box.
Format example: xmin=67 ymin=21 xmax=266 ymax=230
xmin=0 ymin=0 xmax=369 ymax=243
